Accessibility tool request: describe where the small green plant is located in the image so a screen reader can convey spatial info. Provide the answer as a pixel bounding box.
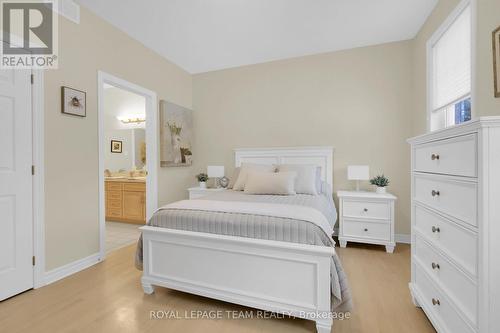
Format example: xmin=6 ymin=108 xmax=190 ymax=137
xmin=370 ymin=175 xmax=390 ymax=187
xmin=196 ymin=173 xmax=208 ymax=182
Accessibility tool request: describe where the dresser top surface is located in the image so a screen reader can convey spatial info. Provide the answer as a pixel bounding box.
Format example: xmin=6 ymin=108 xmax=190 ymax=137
xmin=407 ymin=116 xmax=500 ymax=145
xmin=337 ymin=190 xmax=397 ymax=200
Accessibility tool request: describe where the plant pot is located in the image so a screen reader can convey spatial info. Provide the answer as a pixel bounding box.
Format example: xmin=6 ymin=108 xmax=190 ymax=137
xmin=199 ymin=181 xmax=207 ymax=189
xmin=376 ymin=186 xmax=386 ymax=194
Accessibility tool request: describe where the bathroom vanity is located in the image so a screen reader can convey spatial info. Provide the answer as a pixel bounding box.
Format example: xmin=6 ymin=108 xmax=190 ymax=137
xmin=105 ymin=178 xmax=146 ymax=224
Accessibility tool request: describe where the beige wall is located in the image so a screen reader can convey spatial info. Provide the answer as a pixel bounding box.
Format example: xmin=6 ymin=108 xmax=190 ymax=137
xmin=44 ymin=8 xmax=192 ymax=271
xmin=193 ymin=41 xmax=413 ymax=235
xmin=411 ymin=0 xmax=461 ymax=136
xmin=475 ymin=0 xmax=500 ymax=116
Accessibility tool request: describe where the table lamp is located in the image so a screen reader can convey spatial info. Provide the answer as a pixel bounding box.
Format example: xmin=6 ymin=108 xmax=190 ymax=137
xmin=207 ymin=165 xmax=225 ymax=188
xmin=347 ymin=165 xmax=369 ymax=191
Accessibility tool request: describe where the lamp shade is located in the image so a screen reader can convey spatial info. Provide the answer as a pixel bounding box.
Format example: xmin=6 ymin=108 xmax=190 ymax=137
xmin=347 ymin=165 xmax=369 ymax=180
xmin=207 ymin=165 xmax=225 ymax=178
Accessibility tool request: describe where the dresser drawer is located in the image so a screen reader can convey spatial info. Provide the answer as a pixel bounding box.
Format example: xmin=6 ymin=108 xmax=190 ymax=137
xmin=414 ymin=205 xmax=477 ymax=276
xmin=343 ymin=200 xmax=390 ymax=220
xmin=107 ymin=199 xmax=122 ymax=209
xmin=414 ymin=266 xmax=475 ymax=333
xmin=105 ymin=182 xmax=123 ymax=191
xmin=414 ymin=134 xmax=477 ymax=177
xmin=123 ymin=183 xmax=146 ymax=192
xmin=415 ymin=236 xmax=477 ymax=325
xmin=106 ymin=191 xmax=122 ymax=200
xmin=106 ymin=207 xmax=122 ymax=217
xmin=342 ymin=219 xmax=390 ymax=241
xmin=414 ymin=175 xmax=477 ymax=227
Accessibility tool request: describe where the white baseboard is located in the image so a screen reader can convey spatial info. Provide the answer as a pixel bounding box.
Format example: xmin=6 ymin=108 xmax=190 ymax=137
xmin=395 ymin=234 xmax=411 ymax=244
xmin=44 ymin=252 xmax=101 ymax=286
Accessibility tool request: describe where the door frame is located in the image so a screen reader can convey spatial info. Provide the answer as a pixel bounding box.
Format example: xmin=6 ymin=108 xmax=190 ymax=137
xmin=97 ymin=71 xmax=158 ymax=260
xmin=32 ymin=69 xmax=45 ymax=288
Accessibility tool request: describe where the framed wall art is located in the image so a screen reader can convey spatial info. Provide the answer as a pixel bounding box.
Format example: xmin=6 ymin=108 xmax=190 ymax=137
xmin=61 ymin=86 xmax=86 ymax=117
xmin=110 ymin=140 xmax=122 ymax=153
xmin=493 ymin=26 xmax=500 ymax=98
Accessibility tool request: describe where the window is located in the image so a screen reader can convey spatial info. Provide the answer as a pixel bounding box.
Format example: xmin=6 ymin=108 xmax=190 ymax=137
xmin=428 ymin=2 xmax=471 ymax=131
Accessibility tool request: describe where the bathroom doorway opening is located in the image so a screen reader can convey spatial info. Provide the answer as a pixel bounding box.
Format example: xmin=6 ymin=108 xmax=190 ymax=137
xmin=97 ymin=72 xmax=158 ymax=259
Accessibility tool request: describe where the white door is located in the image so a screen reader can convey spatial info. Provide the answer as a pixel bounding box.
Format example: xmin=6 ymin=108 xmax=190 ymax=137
xmin=0 ymin=56 xmax=33 ymax=300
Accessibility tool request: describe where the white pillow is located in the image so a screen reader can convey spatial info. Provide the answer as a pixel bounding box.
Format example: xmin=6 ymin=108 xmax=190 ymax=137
xmin=232 ymin=163 xmax=276 ymax=191
xmin=277 ymin=164 xmax=319 ymax=195
xmin=244 ymin=172 xmax=297 ymax=195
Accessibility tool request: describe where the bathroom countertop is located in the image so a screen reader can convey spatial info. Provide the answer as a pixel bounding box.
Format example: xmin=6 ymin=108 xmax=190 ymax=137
xmin=104 ymin=177 xmax=146 ymax=183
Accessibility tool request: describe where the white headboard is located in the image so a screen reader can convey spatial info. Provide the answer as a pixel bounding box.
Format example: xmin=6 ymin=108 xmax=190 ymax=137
xmin=234 ymin=146 xmax=334 ymax=190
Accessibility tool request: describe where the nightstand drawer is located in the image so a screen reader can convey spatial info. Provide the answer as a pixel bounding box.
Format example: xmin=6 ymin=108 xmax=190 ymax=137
xmin=343 ymin=200 xmax=390 ymax=220
xmin=342 ymin=219 xmax=390 ymax=241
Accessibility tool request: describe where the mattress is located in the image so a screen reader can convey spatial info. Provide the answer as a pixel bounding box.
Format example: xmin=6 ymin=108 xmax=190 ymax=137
xmin=135 ymin=185 xmax=351 ymax=311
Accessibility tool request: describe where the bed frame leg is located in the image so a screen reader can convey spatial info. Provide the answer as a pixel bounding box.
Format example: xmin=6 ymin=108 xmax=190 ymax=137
xmin=142 ymin=281 xmax=155 ymax=295
xmin=315 ymin=319 xmax=332 ymax=333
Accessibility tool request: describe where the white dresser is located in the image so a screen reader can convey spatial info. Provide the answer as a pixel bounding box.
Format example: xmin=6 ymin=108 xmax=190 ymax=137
xmin=408 ymin=117 xmax=500 ymax=333
xmin=337 ymin=191 xmax=397 ymax=253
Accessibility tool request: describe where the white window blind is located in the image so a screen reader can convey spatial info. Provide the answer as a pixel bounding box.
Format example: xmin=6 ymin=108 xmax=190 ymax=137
xmin=432 ymin=5 xmax=471 ymax=111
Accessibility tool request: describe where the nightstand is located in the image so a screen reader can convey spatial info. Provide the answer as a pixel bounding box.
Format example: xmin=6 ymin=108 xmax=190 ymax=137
xmin=337 ymin=190 xmax=397 ymax=253
xmin=188 ymin=187 xmax=226 ymax=199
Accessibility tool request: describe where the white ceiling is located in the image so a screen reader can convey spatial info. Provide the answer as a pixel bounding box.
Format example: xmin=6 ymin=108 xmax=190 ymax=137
xmin=76 ymin=0 xmax=437 ymax=74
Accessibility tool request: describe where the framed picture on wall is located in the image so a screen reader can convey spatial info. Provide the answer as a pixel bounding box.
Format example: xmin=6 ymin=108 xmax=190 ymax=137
xmin=493 ymin=26 xmax=500 ymax=98
xmin=61 ymin=86 xmax=86 ymax=117
xmin=111 ymin=140 xmax=122 ymax=153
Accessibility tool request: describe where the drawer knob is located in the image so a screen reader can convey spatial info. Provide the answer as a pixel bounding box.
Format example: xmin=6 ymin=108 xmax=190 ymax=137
xmin=431 ymin=154 xmax=440 ymax=160
xmin=431 ymin=190 xmax=440 ymax=197
xmin=363 ymin=208 xmax=368 ymax=212
xmin=432 ymin=226 xmax=441 ymax=233
xmin=431 ymin=262 xmax=440 ymax=270
xmin=432 ymin=298 xmax=441 ymax=306
xmin=364 ymin=228 xmax=368 ymax=232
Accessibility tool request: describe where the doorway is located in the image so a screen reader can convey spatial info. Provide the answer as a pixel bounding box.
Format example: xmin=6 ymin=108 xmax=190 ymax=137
xmin=97 ymin=72 xmax=158 ymax=259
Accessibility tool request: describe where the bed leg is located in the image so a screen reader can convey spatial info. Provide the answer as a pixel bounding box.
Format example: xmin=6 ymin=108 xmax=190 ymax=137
xmin=142 ymin=281 xmax=155 ymax=295
xmin=315 ymin=319 xmax=332 ymax=333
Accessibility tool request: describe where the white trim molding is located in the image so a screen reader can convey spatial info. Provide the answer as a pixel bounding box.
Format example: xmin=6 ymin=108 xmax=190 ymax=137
xmin=44 ymin=253 xmax=100 ymax=285
xmin=395 ymin=234 xmax=411 ymax=244
xmin=32 ymin=69 xmax=46 ymax=288
xmin=55 ymin=0 xmax=80 ymax=24
xmin=97 ymin=71 xmax=158 ymax=261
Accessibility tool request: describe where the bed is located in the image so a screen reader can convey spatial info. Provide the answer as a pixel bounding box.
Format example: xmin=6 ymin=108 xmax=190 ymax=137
xmin=137 ymin=147 xmax=350 ymax=333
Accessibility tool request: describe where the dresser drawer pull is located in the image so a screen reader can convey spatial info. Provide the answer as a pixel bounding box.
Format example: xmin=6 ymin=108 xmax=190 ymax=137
xmin=431 ymin=262 xmax=440 ymax=270
xmin=364 ymin=228 xmax=368 ymax=232
xmin=431 ymin=190 xmax=440 ymax=197
xmin=432 ymin=298 xmax=441 ymax=306
xmin=431 ymin=226 xmax=441 ymax=233
xmin=363 ymin=208 xmax=368 ymax=212
xmin=431 ymin=153 xmax=440 ymax=161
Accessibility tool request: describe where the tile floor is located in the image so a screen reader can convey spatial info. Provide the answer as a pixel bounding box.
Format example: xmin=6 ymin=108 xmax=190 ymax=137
xmin=105 ymin=221 xmax=142 ymax=254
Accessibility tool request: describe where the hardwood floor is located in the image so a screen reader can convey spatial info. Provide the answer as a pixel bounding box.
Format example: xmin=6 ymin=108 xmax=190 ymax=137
xmin=0 ymin=243 xmax=435 ymax=333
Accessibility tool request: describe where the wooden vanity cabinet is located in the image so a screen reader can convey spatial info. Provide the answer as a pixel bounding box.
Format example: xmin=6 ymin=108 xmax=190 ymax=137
xmin=105 ymin=181 xmax=146 ymax=224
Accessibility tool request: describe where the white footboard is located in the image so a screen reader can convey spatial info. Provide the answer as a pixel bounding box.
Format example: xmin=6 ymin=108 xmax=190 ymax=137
xmin=140 ymin=226 xmax=334 ymax=333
